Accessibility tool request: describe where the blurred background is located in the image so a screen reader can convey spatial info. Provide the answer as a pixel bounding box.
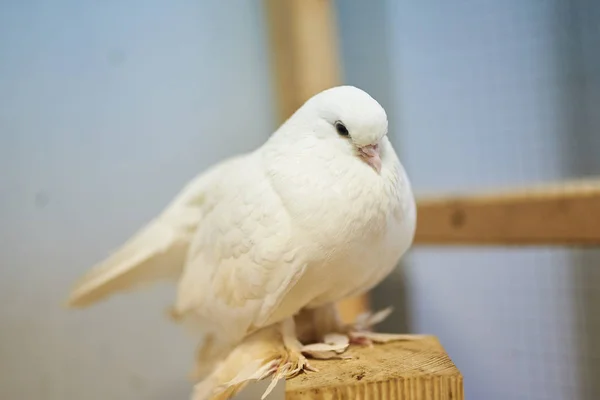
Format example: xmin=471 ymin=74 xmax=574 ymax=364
xmin=1 ymin=1 xmax=598 ymax=399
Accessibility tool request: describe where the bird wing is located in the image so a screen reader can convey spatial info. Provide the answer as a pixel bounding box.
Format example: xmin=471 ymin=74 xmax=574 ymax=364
xmin=171 ymin=154 xmax=306 ymax=342
xmin=66 ymin=159 xmax=234 ymax=308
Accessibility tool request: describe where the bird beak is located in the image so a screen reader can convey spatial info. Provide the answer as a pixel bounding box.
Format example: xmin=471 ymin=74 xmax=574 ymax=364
xmin=358 ymin=143 xmax=381 ymax=173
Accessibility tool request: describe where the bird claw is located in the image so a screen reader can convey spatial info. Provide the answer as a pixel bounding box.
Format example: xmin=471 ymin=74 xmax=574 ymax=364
xmin=260 ymin=350 xmax=317 ymax=400
xmin=284 ymin=350 xmax=318 ymax=378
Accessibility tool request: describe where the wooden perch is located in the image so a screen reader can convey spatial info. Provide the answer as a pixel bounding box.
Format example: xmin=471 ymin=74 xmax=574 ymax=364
xmin=286 ymin=336 xmax=463 ymax=400
xmin=414 ymin=178 xmax=600 ymax=246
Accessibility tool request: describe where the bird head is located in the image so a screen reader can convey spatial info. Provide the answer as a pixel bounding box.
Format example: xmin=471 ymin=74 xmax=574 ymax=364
xmin=292 ymin=86 xmax=389 ymax=173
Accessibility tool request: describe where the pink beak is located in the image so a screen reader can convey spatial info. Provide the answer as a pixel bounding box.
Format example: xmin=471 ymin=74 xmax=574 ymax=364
xmin=358 ymin=143 xmax=381 ymax=173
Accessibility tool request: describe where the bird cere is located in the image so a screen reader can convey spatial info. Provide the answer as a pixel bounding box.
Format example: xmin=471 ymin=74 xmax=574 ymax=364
xmin=67 ymin=86 xmax=417 ymax=400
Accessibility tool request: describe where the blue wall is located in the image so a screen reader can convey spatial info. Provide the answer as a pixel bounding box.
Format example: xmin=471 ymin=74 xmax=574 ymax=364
xmin=338 ymin=0 xmax=600 ymax=399
xmin=0 ymin=2 xmax=275 ymax=399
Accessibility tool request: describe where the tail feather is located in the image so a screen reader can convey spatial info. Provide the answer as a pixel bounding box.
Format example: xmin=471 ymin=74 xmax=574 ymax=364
xmin=65 ymin=161 xmax=227 ymax=308
xmin=67 ymin=219 xmax=189 ymax=308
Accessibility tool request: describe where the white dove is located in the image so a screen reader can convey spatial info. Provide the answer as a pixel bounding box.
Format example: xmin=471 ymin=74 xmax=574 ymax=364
xmin=67 ymin=85 xmax=416 ymax=395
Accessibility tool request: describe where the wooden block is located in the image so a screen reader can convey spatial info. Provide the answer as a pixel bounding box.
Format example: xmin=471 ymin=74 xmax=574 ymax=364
xmin=286 ymin=336 xmax=463 ymax=400
xmin=414 ymin=178 xmax=600 ymax=246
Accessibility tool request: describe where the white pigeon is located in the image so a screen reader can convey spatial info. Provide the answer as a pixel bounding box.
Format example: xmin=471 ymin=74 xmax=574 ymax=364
xmin=67 ymin=85 xmax=417 ymax=395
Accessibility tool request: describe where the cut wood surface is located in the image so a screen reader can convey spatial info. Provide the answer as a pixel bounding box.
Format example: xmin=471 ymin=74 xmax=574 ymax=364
xmin=415 ymin=178 xmax=600 ymax=245
xmin=285 ymin=335 xmax=463 ymax=400
xmin=264 ymin=0 xmax=368 ymax=322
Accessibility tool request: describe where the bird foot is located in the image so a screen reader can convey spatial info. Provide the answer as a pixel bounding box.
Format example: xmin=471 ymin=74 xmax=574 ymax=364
xmin=281 ymin=348 xmax=319 ymax=378
xmin=304 ymin=306 xmax=418 ymax=353
xmin=301 ymin=333 xmax=351 ymax=359
xmin=315 ymin=306 xmax=392 ymax=347
xmin=345 ymin=307 xmax=413 ymax=346
xmin=280 ymin=318 xmax=320 ymax=377
xmin=259 ymin=339 xmax=318 ymax=399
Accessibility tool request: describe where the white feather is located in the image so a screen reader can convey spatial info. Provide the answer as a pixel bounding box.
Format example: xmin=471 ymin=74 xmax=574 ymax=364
xmin=66 ymin=85 xmax=416 ymax=381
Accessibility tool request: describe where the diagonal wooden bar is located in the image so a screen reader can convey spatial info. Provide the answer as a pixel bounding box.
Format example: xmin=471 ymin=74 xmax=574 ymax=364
xmin=415 ymin=178 xmax=600 ymax=246
xmin=286 ymin=336 xmax=463 ymax=400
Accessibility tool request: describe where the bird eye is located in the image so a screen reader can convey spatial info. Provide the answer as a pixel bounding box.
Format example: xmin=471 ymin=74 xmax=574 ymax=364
xmin=334 ymin=121 xmax=349 ymax=137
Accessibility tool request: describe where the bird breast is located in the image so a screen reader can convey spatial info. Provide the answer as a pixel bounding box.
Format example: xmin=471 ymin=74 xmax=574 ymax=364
xmin=260 ymin=139 xmax=416 ymax=318
xmin=262 ymin=138 xmax=414 ymax=265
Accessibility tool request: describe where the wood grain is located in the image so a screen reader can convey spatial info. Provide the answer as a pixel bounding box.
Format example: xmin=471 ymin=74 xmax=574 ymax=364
xmin=263 ymin=0 xmax=367 ymax=323
xmin=415 ymin=178 xmax=600 ymax=245
xmin=286 ymin=336 xmax=464 ymax=400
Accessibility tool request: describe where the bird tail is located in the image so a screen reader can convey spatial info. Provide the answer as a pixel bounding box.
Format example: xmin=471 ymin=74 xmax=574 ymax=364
xmin=66 ymin=217 xmax=191 ymax=308
xmin=64 ymin=158 xmax=234 ymax=308
xmin=65 ymin=167 xmax=216 ymax=309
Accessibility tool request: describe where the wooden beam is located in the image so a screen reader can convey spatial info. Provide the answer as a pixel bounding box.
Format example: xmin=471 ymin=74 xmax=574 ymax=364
xmin=414 ymin=178 xmax=600 ymax=246
xmin=264 ymin=0 xmax=342 ymax=122
xmin=286 ymin=336 xmax=464 ymax=400
xmin=263 ymin=0 xmax=368 ymax=322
